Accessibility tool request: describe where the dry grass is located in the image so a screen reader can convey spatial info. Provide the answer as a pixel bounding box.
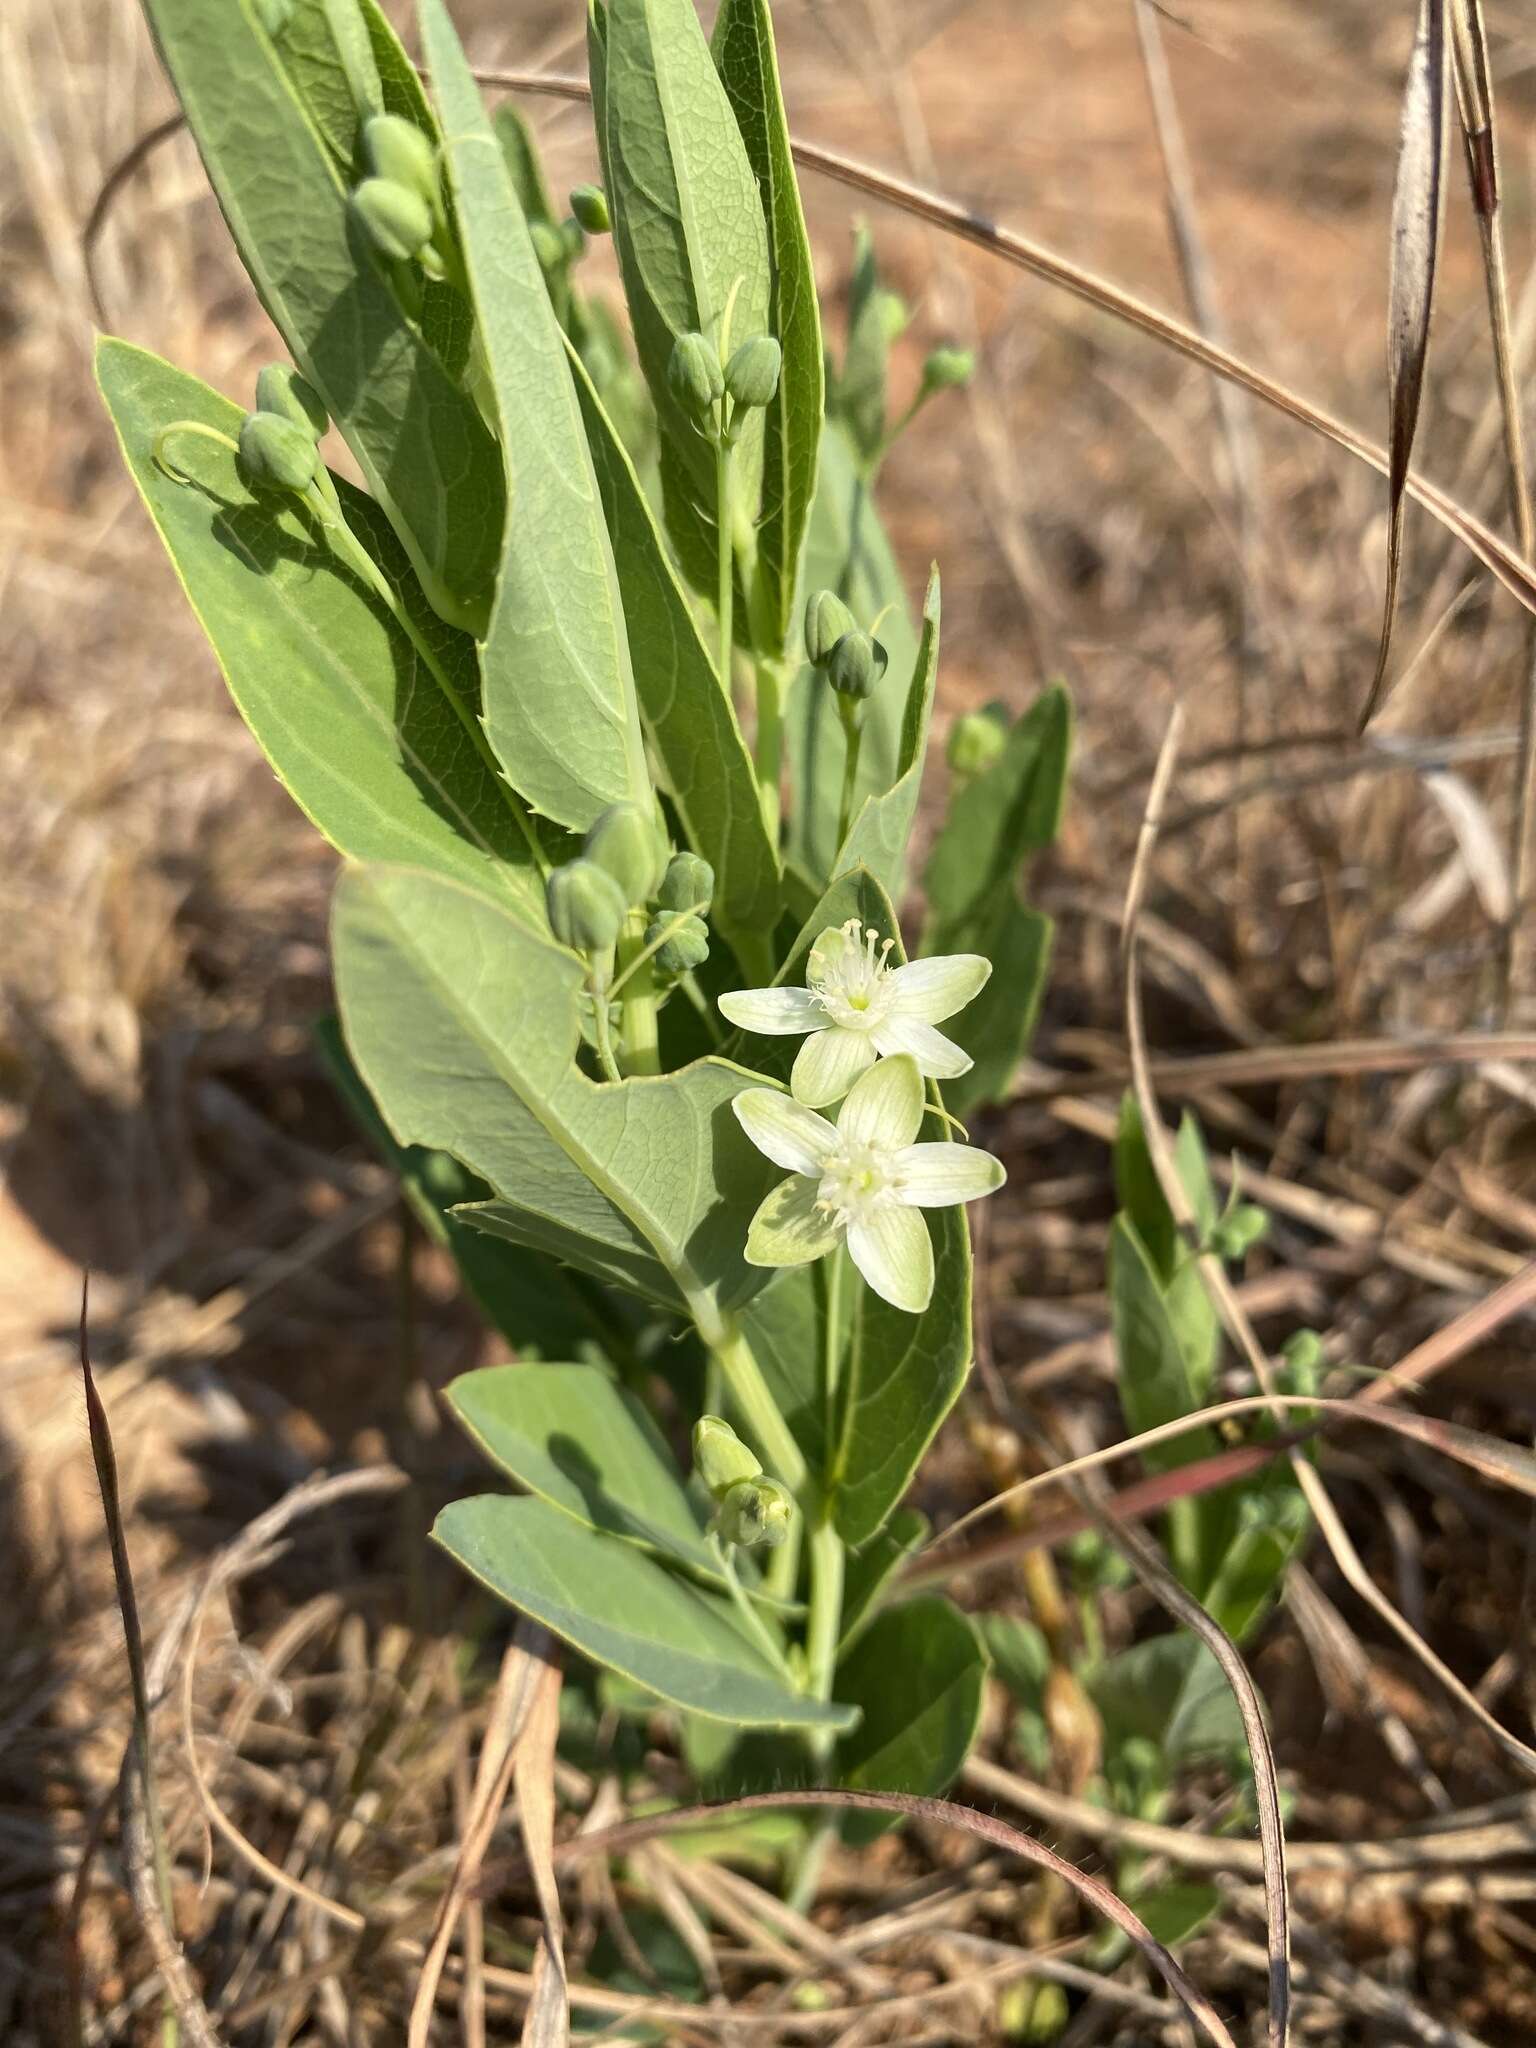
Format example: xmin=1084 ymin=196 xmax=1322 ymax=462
xmin=6 ymin=0 xmax=1536 ymax=2041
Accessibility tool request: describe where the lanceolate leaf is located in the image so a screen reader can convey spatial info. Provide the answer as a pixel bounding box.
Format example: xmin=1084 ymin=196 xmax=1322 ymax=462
xmin=833 ymin=568 xmax=940 ymax=896
xmin=711 ymin=0 xmax=824 ymax=653
xmin=785 ymin=423 xmax=917 ymax=883
xmin=332 ymin=865 xmax=781 ymax=1333
xmin=421 ymin=0 xmax=650 ymax=832
xmin=97 ymin=340 xmax=542 ymax=923
xmin=1363 ymin=0 xmax=1449 ymax=729
xmin=569 ymin=350 xmax=781 ymax=953
xmin=447 ymin=1362 xmax=718 ymax=1574
xmin=139 ymin=0 xmax=503 ymax=632
xmin=597 ymin=0 xmax=772 ymax=601
xmin=833 ymin=1598 xmax=986 ymax=1839
xmin=436 ymin=1495 xmax=854 ymax=1729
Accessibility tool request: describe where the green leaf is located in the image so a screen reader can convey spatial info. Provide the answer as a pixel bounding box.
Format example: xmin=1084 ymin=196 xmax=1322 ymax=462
xmin=711 ymin=0 xmax=823 ymax=654
xmin=923 ymin=684 xmax=1071 ymax=936
xmin=784 ymin=422 xmax=917 ymax=883
xmin=140 ymin=0 xmax=503 ymax=630
xmin=436 ymin=1494 xmax=854 ymax=1729
xmin=1134 ymin=1880 xmax=1222 ymax=1949
xmin=447 ymin=1361 xmax=718 ymax=1573
xmin=97 ymin=340 xmax=541 ymax=922
xmin=839 ymin=1508 xmax=928 ymax=1651
xmin=569 ymin=350 xmax=780 ymax=954
xmin=1089 ymin=1634 xmax=1246 ymax=1765
xmin=492 ymin=100 xmax=558 ymax=226
xmin=831 ymin=568 xmax=940 ymax=897
xmin=598 ymin=0 xmax=772 ymax=602
xmin=977 ymin=1612 xmax=1051 ymax=1706
xmin=831 ymin=225 xmax=898 ymax=465
xmin=421 ymin=0 xmax=650 ymax=833
xmin=316 ymin=1016 xmax=616 ymax=1359
xmin=939 ymin=900 xmax=1054 ymax=1118
xmin=332 ymin=864 xmax=781 ymax=1330
xmin=1200 ymin=1483 xmax=1311 ymax=1645
xmin=1107 ymin=1217 xmax=1220 ymax=1471
xmin=1114 ymin=1100 xmax=1219 ymax=1284
xmin=833 ymin=1596 xmax=987 ymax=1839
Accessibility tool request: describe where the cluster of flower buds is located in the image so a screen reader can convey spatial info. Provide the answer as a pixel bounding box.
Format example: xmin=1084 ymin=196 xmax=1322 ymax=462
xmin=803 ymin=588 xmax=888 ymax=703
xmin=666 ymin=329 xmax=782 ymax=433
xmin=349 ymin=115 xmax=446 ymax=279
xmin=692 ymin=1416 xmax=793 ymax=1551
xmin=237 ymin=362 xmax=330 ymax=496
xmin=546 ymin=805 xmax=715 ymax=981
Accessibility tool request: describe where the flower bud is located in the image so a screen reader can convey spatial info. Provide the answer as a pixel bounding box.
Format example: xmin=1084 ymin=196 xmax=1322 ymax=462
xmin=350 ymin=177 xmax=434 ymax=263
xmin=254 ymin=0 xmax=293 ymax=35
xmin=238 ymin=410 xmax=319 ymax=494
xmin=1281 ymin=1329 xmax=1324 ymax=1385
xmin=921 ymin=345 xmax=975 ymax=395
xmin=803 ymin=588 xmax=857 ymax=668
xmin=559 ymin=217 xmax=587 ymax=263
xmin=693 ymin=1414 xmax=761 ymax=1499
xmin=717 ymin=1475 xmax=793 ymax=1549
xmin=254 ymin=363 xmax=328 ymax=442
xmin=946 ymin=710 xmax=1006 ymax=779
xmin=1210 ymin=1202 xmax=1269 ymax=1261
xmin=724 ymin=335 xmax=782 ymax=410
xmin=363 ymin=115 xmax=439 ymax=208
xmin=569 ymin=184 xmax=610 ymax=234
xmin=657 ymin=851 xmax=714 ymax=915
xmin=546 ymin=858 xmax=627 ymax=953
xmin=584 ymin=801 xmax=666 ymax=906
xmin=647 ymin=912 xmax=709 ymax=975
xmin=876 ymin=288 xmax=910 ymax=345
xmin=826 ymin=630 xmax=887 ymax=702
xmin=667 ymin=331 xmax=724 ymax=416
xmin=528 ymin=219 xmax=568 ymax=275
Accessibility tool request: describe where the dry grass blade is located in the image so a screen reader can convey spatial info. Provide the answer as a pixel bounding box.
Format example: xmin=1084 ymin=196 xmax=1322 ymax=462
xmin=559 ymin=1792 xmax=1240 ymax=2048
xmin=1363 ymin=0 xmax=1449 ymax=731
xmin=408 ymin=1625 xmax=559 ymax=2048
xmin=513 ymin=1642 xmax=568 ymax=2048
xmin=84 ymin=84 xmax=1536 ymax=628
xmin=80 ymin=1275 xmax=224 ymax=2048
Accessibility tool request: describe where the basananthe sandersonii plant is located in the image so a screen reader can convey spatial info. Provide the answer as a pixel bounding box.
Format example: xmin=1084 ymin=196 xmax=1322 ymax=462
xmin=101 ymin=0 xmax=1068 ymax=1870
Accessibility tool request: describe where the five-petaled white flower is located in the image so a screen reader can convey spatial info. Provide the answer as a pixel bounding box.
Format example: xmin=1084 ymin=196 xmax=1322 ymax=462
xmin=719 ymin=919 xmax=991 ymax=1108
xmin=733 ymin=1054 xmax=1004 ymax=1313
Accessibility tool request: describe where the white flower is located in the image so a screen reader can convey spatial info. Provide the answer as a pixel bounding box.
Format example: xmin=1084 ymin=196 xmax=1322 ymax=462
xmin=718 ymin=919 xmax=991 ymax=1108
xmin=732 ymin=1054 xmax=1004 ymax=1313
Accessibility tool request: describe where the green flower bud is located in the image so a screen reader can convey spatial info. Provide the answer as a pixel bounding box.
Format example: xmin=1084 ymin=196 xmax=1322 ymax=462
xmin=826 ymin=630 xmax=887 ymax=702
xmin=253 ymin=0 xmax=293 ymax=35
xmin=350 ymin=177 xmax=434 ymax=263
xmin=921 ymin=345 xmax=975 ymax=394
xmin=1281 ymin=1329 xmax=1324 ymax=1387
xmin=238 ymin=410 xmax=319 ymax=494
xmin=559 ymin=216 xmax=586 ymax=263
xmin=723 ymin=335 xmax=782 ymax=410
xmin=657 ymin=851 xmax=714 ymax=915
xmin=647 ymin=912 xmax=709 ymax=975
xmin=876 ymin=288 xmax=910 ymax=345
xmin=946 ymin=710 xmax=1006 ymax=779
xmin=717 ymin=1475 xmax=793 ymax=1549
xmin=693 ymin=1414 xmax=761 ymax=1499
xmin=254 ymin=363 xmax=328 ymax=442
xmin=584 ymin=801 xmax=666 ymax=907
xmin=1211 ymin=1201 xmax=1269 ymax=1261
xmin=667 ymin=331 xmax=724 ymax=415
xmin=363 ymin=115 xmax=439 ymax=207
xmin=545 ymin=858 xmax=627 ymax=953
xmin=803 ymin=588 xmax=857 ymax=668
xmin=529 ymin=220 xmax=568 ymax=275
xmin=569 ymin=184 xmax=610 ymax=234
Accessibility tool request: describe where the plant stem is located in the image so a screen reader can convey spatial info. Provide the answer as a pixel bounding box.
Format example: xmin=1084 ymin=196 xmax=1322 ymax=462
xmin=607 ymin=899 xmax=710 ymax=1000
xmin=836 ymin=696 xmax=864 ymax=847
xmin=614 ymin=912 xmax=660 ymax=1076
xmin=587 ymin=948 xmax=622 ymax=1083
xmin=713 ymin=1536 xmax=797 ymax=1681
xmin=823 ymin=1246 xmax=846 ymax=1448
xmin=709 ymin=1319 xmax=805 ymax=1496
xmin=754 ymin=658 xmax=783 ymax=838
xmin=716 ymin=430 xmax=736 ymax=693
xmin=804 ymin=1513 xmax=845 ymax=1709
xmin=678 ymin=971 xmax=724 ymax=1044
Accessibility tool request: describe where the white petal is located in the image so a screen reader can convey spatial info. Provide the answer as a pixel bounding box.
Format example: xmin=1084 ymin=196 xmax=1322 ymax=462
xmin=838 ymin=1052 xmax=924 ymax=1148
xmin=847 ymin=1207 xmax=933 ymax=1313
xmin=790 ymin=1025 xmax=878 ymax=1108
xmin=745 ymin=1177 xmax=843 ymax=1268
xmin=869 ymin=1014 xmax=973 ymax=1080
xmin=718 ymin=986 xmax=825 ymax=1036
xmin=732 ymin=1089 xmax=838 ymax=1176
xmin=894 ymin=1142 xmax=1006 ymax=1207
xmin=805 ymin=921 xmax=859 ymax=991
xmin=888 ymin=953 xmax=991 ymax=1023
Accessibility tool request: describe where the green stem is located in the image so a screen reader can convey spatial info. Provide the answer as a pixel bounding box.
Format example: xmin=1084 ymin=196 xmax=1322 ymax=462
xmin=754 ymin=658 xmax=783 ymax=839
xmin=678 ymin=972 xmax=724 ymax=1044
xmin=615 ymin=912 xmax=660 ymax=1076
xmin=835 ymin=696 xmax=865 ymax=850
xmin=716 ymin=430 xmax=735 ymax=692
xmin=764 ymin=1509 xmax=801 ymax=1603
xmin=804 ymin=1513 xmax=845 ymax=1710
xmin=607 ymin=899 xmax=711 ymax=1000
xmin=709 ymin=1319 xmax=805 ymax=1496
xmin=713 ymin=1536 xmax=797 ymax=1681
xmin=587 ymin=948 xmax=622 ymax=1084
xmin=823 ymin=1246 xmax=846 ymax=1449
